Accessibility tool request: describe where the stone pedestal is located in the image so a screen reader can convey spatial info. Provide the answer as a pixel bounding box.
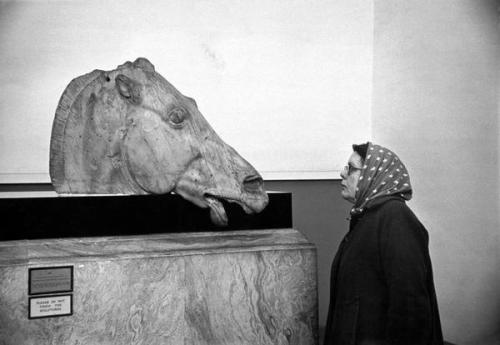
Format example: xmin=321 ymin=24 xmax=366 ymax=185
xmin=0 ymin=229 xmax=318 ymax=344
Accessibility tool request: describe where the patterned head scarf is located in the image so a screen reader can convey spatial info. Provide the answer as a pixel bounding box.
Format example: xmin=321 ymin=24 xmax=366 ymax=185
xmin=351 ymin=142 xmax=412 ymax=215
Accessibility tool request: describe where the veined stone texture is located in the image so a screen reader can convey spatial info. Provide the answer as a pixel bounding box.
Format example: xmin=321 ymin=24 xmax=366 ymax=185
xmin=0 ymin=229 xmax=318 ymax=344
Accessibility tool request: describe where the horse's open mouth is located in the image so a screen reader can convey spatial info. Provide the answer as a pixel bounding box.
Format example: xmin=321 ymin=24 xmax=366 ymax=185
xmin=204 ymin=193 xmax=255 ymax=226
xmin=204 ymin=194 xmax=226 ymax=226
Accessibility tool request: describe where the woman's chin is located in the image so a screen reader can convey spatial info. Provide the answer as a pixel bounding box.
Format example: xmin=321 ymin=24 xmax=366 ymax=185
xmin=340 ymin=191 xmax=355 ymax=204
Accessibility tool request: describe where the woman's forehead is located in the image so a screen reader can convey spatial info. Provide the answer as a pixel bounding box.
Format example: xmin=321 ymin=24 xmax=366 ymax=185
xmin=348 ymin=152 xmax=363 ymax=166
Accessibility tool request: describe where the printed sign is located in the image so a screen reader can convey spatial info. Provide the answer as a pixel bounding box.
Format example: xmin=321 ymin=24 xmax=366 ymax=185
xmin=29 ymin=294 xmax=72 ymax=319
xmin=29 ymin=266 xmax=73 ymax=295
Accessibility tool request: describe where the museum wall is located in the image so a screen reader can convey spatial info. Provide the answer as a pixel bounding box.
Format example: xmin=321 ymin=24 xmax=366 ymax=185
xmin=372 ymin=0 xmax=500 ymax=344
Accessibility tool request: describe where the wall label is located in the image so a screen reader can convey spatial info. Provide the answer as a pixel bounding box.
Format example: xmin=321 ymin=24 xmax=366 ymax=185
xmin=29 ymin=266 xmax=73 ymax=295
xmin=29 ymin=294 xmax=73 ymax=319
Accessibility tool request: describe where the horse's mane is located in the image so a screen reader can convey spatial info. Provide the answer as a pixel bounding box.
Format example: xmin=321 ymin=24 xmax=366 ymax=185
xmin=49 ymin=69 xmax=103 ymax=191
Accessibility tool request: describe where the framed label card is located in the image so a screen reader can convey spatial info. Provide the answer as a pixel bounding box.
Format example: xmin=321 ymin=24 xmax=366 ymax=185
xmin=29 ymin=266 xmax=73 ymax=295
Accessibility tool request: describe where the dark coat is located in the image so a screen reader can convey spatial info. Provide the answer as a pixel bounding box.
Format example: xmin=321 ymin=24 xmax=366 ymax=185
xmin=324 ymin=196 xmax=443 ymax=345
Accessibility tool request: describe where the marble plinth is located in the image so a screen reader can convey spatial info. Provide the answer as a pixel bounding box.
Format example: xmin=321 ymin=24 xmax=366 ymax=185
xmin=0 ymin=229 xmax=318 ymax=344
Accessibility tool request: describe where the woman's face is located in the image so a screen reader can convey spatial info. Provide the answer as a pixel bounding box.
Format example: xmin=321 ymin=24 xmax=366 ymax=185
xmin=340 ymin=151 xmax=363 ymax=203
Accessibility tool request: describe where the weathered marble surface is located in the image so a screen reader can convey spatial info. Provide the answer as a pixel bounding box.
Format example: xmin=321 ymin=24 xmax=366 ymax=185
xmin=0 ymin=229 xmax=318 ymax=344
xmin=49 ymin=57 xmax=268 ymax=226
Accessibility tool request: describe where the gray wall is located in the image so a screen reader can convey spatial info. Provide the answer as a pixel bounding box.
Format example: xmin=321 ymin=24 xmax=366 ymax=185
xmin=265 ymin=180 xmax=351 ymax=342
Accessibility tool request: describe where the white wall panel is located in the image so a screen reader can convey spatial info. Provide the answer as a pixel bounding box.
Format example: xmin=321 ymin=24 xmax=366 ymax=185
xmin=0 ymin=0 xmax=373 ymax=182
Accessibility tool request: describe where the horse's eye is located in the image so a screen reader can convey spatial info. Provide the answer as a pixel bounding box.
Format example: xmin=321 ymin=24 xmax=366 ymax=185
xmin=168 ymin=108 xmax=186 ymax=126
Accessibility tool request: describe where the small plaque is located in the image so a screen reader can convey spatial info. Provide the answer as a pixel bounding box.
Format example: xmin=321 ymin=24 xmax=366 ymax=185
xmin=29 ymin=294 xmax=73 ymax=319
xmin=29 ymin=266 xmax=73 ymax=295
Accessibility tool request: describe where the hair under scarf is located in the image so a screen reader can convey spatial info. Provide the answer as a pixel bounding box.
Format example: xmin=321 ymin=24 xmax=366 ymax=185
xmin=351 ymin=142 xmax=412 ymax=215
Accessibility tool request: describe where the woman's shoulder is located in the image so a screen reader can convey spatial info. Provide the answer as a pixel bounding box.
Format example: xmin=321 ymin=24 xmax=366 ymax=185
xmin=379 ymin=197 xmax=409 ymax=212
xmin=369 ymin=196 xmax=409 ymax=214
xmin=375 ymin=197 xmax=428 ymax=237
xmin=370 ymin=197 xmax=422 ymax=225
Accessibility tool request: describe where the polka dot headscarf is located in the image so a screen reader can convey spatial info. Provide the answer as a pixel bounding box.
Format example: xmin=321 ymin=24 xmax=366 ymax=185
xmin=351 ymin=142 xmax=412 ymax=215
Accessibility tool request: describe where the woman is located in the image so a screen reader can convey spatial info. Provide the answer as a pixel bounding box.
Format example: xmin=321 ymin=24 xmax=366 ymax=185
xmin=324 ymin=142 xmax=443 ymax=345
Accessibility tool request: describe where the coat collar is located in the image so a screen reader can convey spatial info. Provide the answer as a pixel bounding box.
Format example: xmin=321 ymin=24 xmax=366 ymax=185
xmin=349 ymin=195 xmax=406 ymax=228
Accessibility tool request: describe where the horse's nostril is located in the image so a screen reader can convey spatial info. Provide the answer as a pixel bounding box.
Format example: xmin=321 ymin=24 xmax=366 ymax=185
xmin=243 ymin=175 xmax=263 ymax=192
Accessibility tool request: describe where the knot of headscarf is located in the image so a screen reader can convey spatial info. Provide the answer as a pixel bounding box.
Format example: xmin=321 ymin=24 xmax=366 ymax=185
xmin=351 ymin=142 xmax=412 ymax=215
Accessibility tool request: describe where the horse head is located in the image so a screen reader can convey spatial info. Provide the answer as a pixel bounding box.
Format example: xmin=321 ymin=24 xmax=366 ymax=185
xmin=50 ymin=58 xmax=268 ymax=225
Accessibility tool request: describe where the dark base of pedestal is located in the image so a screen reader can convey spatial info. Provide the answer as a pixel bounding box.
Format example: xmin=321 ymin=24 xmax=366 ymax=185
xmin=0 ymin=192 xmax=291 ymax=241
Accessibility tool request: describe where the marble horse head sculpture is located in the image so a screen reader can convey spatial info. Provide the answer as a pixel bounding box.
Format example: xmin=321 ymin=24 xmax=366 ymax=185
xmin=50 ymin=57 xmax=268 ymax=225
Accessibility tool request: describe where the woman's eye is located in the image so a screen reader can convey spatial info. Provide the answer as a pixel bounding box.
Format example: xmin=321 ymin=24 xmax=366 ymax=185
xmin=168 ymin=108 xmax=186 ymax=125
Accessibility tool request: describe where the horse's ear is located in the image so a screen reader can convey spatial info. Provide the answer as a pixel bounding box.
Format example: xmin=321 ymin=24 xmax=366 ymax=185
xmin=115 ymin=74 xmax=142 ymax=105
xmin=186 ymin=96 xmax=197 ymax=108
